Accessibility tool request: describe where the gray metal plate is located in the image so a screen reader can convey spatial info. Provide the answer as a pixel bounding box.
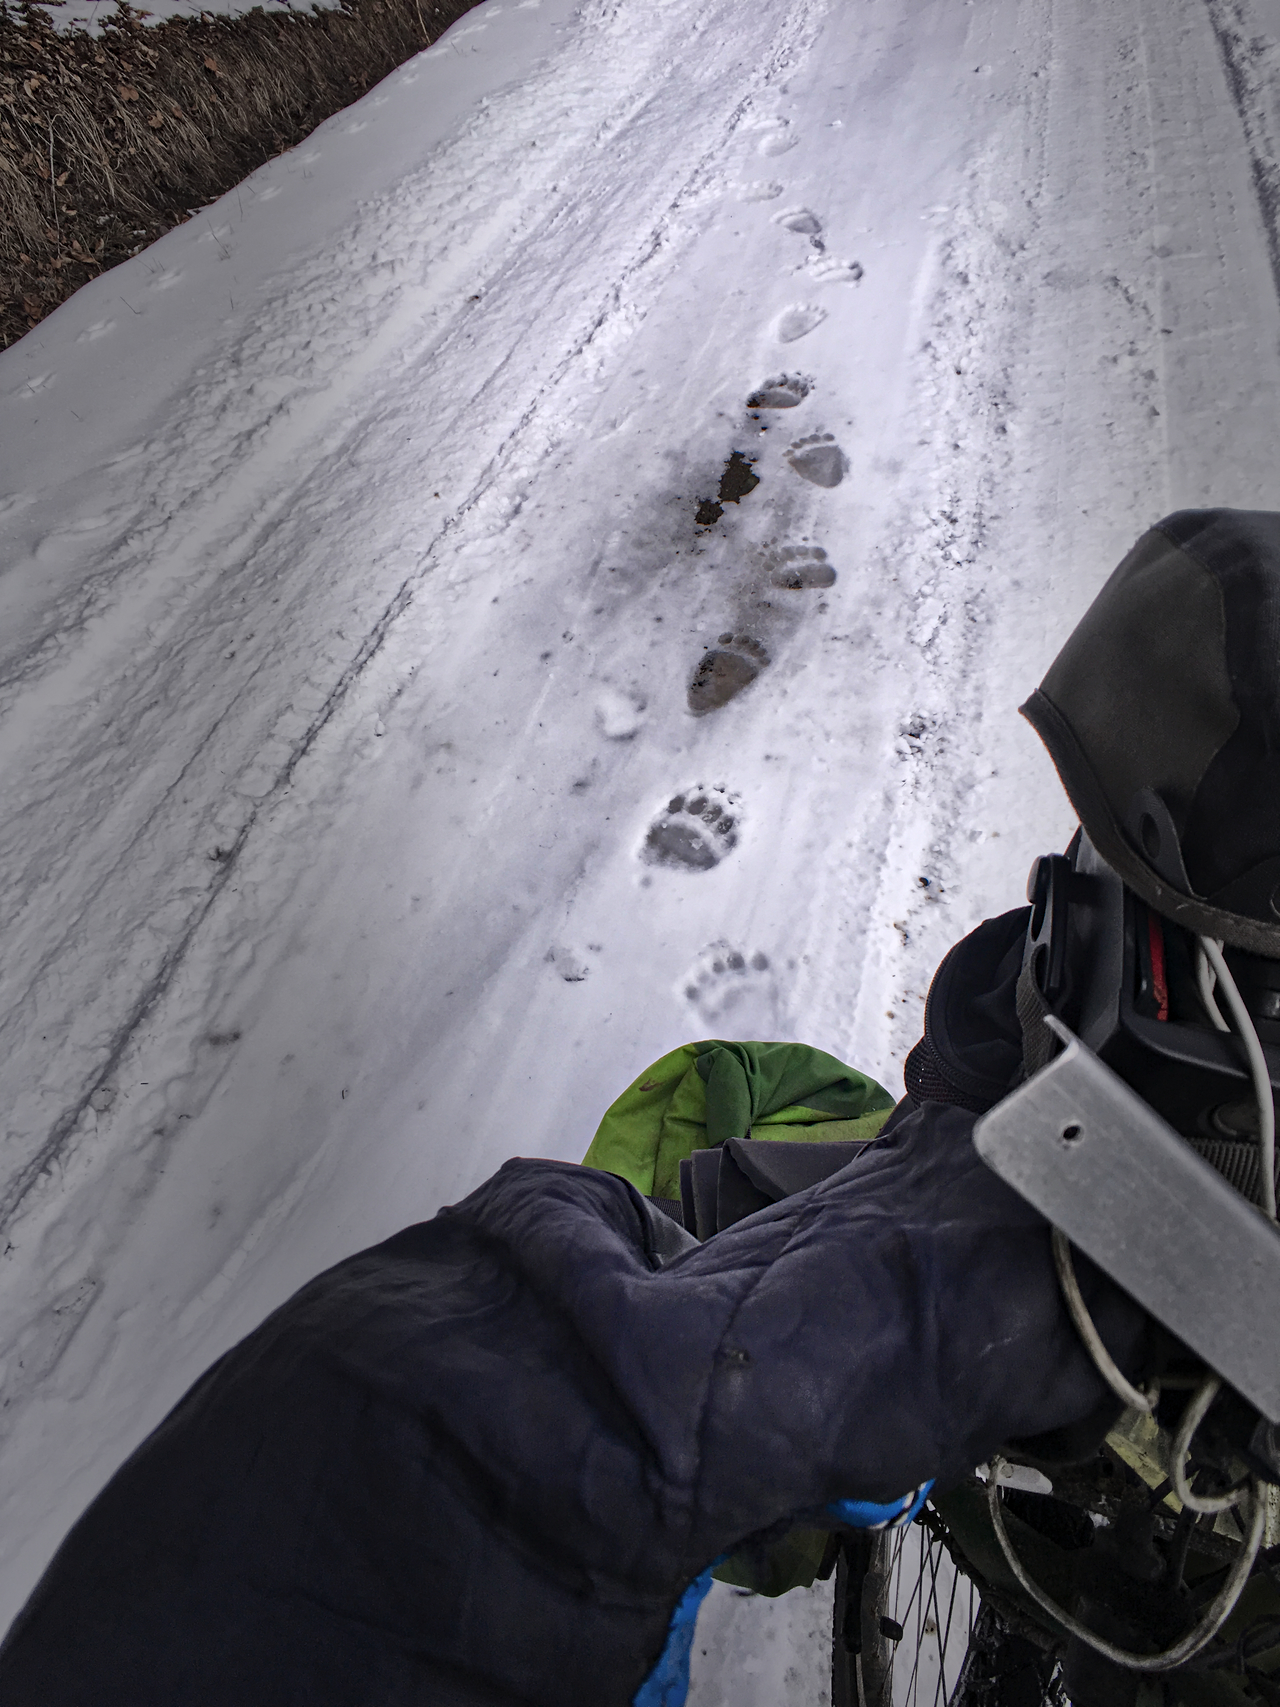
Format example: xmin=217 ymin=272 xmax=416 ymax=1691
xmin=974 ymin=1022 xmax=1280 ymax=1423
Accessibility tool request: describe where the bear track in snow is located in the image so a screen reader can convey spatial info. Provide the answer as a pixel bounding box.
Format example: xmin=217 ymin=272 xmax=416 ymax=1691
xmin=687 ymin=634 xmax=769 ymax=714
xmin=746 ymin=373 xmax=811 ymax=410
xmin=786 ymin=433 xmax=847 ymax=488
xmin=766 ymin=544 xmax=836 ymax=589
xmin=682 ymin=940 xmax=776 ymax=1026
xmin=641 ymin=786 xmax=740 ymax=871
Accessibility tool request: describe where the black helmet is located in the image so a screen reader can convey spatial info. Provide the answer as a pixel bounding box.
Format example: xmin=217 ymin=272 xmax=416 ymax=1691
xmin=1020 ymin=508 xmax=1280 ymax=957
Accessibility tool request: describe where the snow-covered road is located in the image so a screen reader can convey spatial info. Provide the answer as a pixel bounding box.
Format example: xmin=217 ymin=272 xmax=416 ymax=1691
xmin=3 ymin=0 xmax=1280 ymax=1691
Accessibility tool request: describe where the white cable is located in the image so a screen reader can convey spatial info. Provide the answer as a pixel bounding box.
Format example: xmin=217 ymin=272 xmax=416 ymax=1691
xmin=1198 ymin=936 xmax=1278 ymax=1220
xmin=1170 ymin=1373 xmax=1247 ymax=1515
xmin=987 ymin=1456 xmax=1266 ymax=1671
xmin=1052 ymin=1229 xmax=1156 ymax=1414
xmin=1196 ymin=940 xmax=1231 ymax=1033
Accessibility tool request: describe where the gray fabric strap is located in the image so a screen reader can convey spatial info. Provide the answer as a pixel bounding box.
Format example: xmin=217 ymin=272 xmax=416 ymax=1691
xmin=1015 ymin=960 xmax=1060 ymax=1079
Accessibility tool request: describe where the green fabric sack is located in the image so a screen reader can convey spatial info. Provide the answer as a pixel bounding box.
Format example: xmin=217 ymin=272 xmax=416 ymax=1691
xmin=582 ymin=1038 xmax=896 ymax=1599
xmin=581 ymin=1038 xmax=896 ymax=1204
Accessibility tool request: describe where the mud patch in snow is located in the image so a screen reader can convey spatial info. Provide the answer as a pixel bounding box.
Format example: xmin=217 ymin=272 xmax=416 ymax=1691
xmin=695 ymin=450 xmax=761 ymax=525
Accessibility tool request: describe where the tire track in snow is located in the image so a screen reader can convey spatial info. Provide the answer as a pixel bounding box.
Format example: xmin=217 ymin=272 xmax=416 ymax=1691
xmin=1203 ymin=0 xmax=1280 ymax=308
xmin=793 ymin=64 xmax=1054 ymax=1076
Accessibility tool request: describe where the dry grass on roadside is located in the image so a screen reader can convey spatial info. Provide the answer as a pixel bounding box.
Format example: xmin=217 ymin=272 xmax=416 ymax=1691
xmin=0 ymin=0 xmax=479 ymax=350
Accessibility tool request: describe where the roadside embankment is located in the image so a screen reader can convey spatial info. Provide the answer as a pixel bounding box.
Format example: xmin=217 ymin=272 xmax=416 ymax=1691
xmin=0 ymin=0 xmax=479 ymax=348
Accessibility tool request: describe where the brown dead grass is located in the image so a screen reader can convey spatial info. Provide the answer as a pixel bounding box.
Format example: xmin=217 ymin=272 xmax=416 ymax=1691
xmin=0 ymin=0 xmax=480 ymax=349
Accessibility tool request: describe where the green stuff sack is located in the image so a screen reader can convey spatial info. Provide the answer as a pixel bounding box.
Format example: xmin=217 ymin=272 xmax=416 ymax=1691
xmin=581 ymin=1038 xmax=895 ymax=1207
xmin=582 ymin=1037 xmax=896 ymax=1600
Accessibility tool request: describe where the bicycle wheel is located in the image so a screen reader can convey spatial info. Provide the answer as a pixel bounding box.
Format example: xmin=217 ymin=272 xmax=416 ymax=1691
xmin=833 ymin=1517 xmax=981 ymax=1707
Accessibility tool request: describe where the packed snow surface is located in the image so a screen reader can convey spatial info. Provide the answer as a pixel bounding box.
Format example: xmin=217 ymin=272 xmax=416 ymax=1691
xmin=5 ymin=0 xmax=1280 ymax=1691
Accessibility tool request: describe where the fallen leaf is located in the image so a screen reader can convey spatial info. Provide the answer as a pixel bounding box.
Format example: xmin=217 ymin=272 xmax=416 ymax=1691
xmin=22 ymin=295 xmax=42 ymax=318
xmin=148 ymin=110 xmax=163 ymax=128
xmin=203 ymin=55 xmax=220 ymax=74
xmin=55 ymin=170 xmax=68 ymax=186
xmin=119 ymin=84 xmax=139 ymax=101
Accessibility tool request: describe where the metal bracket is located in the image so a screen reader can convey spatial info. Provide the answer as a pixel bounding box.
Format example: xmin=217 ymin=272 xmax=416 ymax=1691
xmin=974 ymin=1019 xmax=1280 ymax=1423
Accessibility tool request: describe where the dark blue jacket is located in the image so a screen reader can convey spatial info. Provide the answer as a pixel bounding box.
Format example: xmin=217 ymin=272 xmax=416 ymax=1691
xmin=0 ymin=913 xmax=1154 ymax=1705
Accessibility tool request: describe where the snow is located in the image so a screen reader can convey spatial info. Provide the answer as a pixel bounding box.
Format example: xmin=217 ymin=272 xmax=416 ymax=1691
xmin=50 ymin=0 xmax=333 ymax=32
xmin=4 ymin=0 xmax=1280 ymax=1693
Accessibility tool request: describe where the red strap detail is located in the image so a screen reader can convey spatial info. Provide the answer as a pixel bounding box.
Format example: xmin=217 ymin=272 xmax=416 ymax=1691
xmin=1148 ymin=913 xmax=1169 ymax=1022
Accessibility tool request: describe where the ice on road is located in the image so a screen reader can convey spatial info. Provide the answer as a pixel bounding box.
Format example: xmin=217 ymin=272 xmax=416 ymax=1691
xmin=3 ymin=0 xmax=1280 ymax=1690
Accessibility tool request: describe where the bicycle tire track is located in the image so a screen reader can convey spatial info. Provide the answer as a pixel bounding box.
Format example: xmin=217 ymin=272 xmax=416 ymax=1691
xmin=1204 ymin=0 xmax=1280 ymax=307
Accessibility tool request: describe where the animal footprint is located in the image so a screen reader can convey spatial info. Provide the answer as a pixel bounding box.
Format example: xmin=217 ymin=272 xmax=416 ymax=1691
xmin=809 ymin=255 xmax=863 ymax=284
xmin=547 ymin=945 xmax=590 ymax=982
xmin=775 ymin=304 xmax=827 ymax=344
xmin=786 ymin=434 xmax=847 ymax=488
xmin=688 ymin=635 xmax=769 ymax=714
xmin=595 ymin=687 xmax=645 ymax=740
xmin=682 ymin=941 xmax=778 ymax=1030
xmin=747 ymin=373 xmax=811 ymax=410
xmin=767 ymin=544 xmax=836 ymax=589
xmin=151 ymin=268 xmax=183 ymax=290
xmin=775 ymin=208 xmax=823 ymax=248
xmin=758 ymin=128 xmax=798 ymax=157
xmin=76 ymin=319 xmax=115 ymax=343
xmin=643 ymin=787 xmax=740 ymax=871
xmin=739 ymin=180 xmax=784 ymax=202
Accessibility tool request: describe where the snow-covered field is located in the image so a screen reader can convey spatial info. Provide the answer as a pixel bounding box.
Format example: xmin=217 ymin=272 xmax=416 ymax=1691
xmin=50 ymin=0 xmax=333 ymax=32
xmin=3 ymin=0 xmax=1280 ymax=1693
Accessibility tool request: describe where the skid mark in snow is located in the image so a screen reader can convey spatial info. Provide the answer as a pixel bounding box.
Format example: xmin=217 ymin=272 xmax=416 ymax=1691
xmin=785 ymin=433 xmax=847 ymax=487
xmin=687 ymin=634 xmax=770 ymax=713
xmin=775 ymin=303 xmax=827 ymax=342
xmin=642 ymin=785 xmax=741 ymax=870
